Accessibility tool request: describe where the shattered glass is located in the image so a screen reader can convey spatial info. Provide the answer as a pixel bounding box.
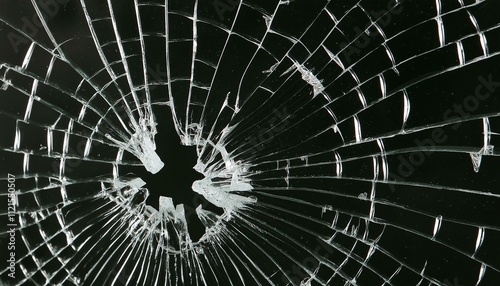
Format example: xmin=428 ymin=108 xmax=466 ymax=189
xmin=1 ymin=0 xmax=500 ymax=285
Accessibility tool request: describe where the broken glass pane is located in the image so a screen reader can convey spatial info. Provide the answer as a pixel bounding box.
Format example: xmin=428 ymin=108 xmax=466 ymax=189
xmin=1 ymin=0 xmax=500 ymax=285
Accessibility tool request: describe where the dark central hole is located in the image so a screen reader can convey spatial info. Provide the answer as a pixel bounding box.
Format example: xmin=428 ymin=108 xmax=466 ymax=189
xmin=130 ymin=105 xmax=222 ymax=242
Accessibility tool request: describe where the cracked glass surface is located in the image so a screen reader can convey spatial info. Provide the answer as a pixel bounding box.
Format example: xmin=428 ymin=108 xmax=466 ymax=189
xmin=1 ymin=0 xmax=500 ymax=285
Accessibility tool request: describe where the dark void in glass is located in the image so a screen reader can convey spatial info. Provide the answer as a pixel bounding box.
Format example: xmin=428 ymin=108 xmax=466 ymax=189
xmin=130 ymin=105 xmax=223 ymax=241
